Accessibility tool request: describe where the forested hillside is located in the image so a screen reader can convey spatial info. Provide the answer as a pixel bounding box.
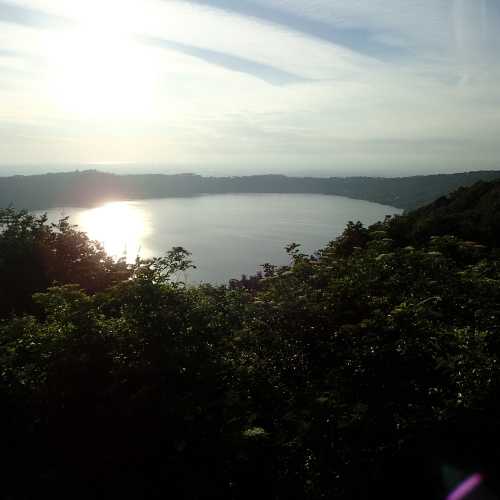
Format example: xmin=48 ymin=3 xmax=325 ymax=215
xmin=1 ymin=180 xmax=500 ymax=499
xmin=1 ymin=169 xmax=500 ymax=210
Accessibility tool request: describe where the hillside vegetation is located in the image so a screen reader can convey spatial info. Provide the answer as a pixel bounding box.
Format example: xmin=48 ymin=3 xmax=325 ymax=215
xmin=1 ymin=169 xmax=500 ymax=210
xmin=1 ymin=180 xmax=500 ymax=499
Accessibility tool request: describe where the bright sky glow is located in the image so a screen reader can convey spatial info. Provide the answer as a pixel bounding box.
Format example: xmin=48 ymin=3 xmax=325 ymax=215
xmin=45 ymin=28 xmax=158 ymax=117
xmin=0 ymin=0 xmax=499 ymax=175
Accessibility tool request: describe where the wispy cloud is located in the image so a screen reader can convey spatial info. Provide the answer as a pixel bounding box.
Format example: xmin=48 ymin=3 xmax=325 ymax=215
xmin=0 ymin=1 xmax=71 ymax=29
xmin=139 ymin=35 xmax=307 ymax=86
xmin=0 ymin=0 xmax=307 ymax=85
xmin=180 ymin=0 xmax=408 ymax=59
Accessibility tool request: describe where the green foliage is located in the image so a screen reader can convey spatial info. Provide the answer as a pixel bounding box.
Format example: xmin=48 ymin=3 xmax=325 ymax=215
xmin=387 ymin=179 xmax=500 ymax=246
xmin=1 ymin=180 xmax=500 ymax=499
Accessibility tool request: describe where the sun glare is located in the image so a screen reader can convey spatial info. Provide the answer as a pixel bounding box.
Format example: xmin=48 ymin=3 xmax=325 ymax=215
xmin=45 ymin=26 xmax=158 ymax=118
xmin=77 ymin=202 xmax=151 ymax=262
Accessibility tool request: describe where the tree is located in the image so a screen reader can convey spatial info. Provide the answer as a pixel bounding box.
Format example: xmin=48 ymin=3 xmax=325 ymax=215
xmin=0 ymin=208 xmax=130 ymax=318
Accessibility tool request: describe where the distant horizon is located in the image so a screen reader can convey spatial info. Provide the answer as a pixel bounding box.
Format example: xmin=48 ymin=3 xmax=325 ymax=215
xmin=1 ymin=164 xmax=500 ymax=180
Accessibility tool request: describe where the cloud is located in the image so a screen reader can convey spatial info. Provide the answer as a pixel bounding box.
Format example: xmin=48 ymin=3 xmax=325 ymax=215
xmin=2 ymin=0 xmax=383 ymax=80
xmin=0 ymin=0 xmax=71 ymax=29
xmin=0 ymin=0 xmax=308 ymax=85
xmin=139 ymin=35 xmax=307 ymax=86
xmin=180 ymin=0 xmax=408 ymax=59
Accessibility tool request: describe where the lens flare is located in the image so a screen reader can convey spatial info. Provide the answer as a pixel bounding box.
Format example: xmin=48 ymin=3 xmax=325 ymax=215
xmin=446 ymin=473 xmax=484 ymax=500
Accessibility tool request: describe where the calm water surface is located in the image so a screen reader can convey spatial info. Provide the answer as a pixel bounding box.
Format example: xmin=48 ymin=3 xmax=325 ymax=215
xmin=40 ymin=194 xmax=402 ymax=283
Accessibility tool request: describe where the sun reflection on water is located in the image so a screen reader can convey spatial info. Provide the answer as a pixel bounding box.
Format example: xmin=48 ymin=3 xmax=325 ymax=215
xmin=77 ymin=202 xmax=151 ymax=263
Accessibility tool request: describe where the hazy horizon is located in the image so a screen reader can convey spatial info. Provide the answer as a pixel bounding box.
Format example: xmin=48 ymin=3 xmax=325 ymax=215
xmin=1 ymin=0 xmax=499 ymax=175
xmin=1 ymin=163 xmax=500 ymax=180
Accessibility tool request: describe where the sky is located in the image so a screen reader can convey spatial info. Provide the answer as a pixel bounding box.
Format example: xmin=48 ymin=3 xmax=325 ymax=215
xmin=0 ymin=0 xmax=499 ymax=177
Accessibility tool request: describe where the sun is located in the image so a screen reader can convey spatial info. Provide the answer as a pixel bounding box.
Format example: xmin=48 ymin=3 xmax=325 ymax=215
xmin=45 ymin=26 xmax=158 ymax=118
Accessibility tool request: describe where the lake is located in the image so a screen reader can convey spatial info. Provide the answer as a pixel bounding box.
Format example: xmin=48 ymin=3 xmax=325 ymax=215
xmin=40 ymin=194 xmax=402 ymax=283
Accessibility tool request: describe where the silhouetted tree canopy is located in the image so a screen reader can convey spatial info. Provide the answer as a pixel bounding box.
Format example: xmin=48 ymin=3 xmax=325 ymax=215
xmin=0 ymin=208 xmax=130 ymax=317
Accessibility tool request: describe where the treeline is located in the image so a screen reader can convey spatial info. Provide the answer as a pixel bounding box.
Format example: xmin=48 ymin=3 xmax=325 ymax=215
xmin=1 ymin=180 xmax=500 ymax=499
xmin=1 ymin=169 xmax=500 ymax=210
